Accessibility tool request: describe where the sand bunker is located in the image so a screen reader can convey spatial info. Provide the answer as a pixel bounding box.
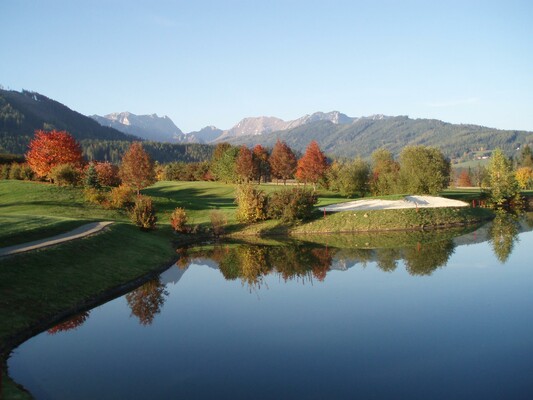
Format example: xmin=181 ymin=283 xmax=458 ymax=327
xmin=320 ymin=196 xmax=469 ymax=212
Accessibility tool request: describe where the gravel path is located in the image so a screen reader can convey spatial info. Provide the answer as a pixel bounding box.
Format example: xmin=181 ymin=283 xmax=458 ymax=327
xmin=0 ymin=221 xmax=114 ymax=257
xmin=319 ymin=195 xmax=469 ymax=212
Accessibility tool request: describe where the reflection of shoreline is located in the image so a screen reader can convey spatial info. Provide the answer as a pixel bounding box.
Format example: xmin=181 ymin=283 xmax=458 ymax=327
xmin=176 ymin=214 xmax=532 ymax=286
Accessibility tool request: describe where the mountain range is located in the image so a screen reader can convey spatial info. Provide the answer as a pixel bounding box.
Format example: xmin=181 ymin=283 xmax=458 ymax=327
xmin=92 ymin=109 xmax=533 ymax=161
xmin=2 ymin=88 xmax=533 ymax=162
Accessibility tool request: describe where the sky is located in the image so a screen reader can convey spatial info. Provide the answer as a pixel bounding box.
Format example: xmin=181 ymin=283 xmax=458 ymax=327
xmin=1 ymin=0 xmax=532 ymax=132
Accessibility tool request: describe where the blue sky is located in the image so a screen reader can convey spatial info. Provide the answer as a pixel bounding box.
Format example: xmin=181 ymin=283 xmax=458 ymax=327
xmin=1 ymin=0 xmax=532 ymax=132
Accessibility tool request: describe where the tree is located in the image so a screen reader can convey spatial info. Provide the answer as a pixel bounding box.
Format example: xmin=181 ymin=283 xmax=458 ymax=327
xmin=456 ymin=169 xmax=472 ymax=187
xmin=94 ymin=161 xmax=120 ymax=186
xmin=398 ymin=146 xmax=450 ymax=195
xmin=26 ymin=130 xmax=84 ymax=180
xmin=235 ymin=145 xmax=254 ymax=182
xmin=518 ymin=144 xmax=533 ymax=168
xmin=252 ymin=144 xmax=270 ymax=183
xmin=119 ymin=142 xmax=156 ymax=194
xmin=296 ymin=141 xmax=329 ymax=188
xmin=85 ymin=163 xmax=101 ymax=189
xmin=370 ymin=148 xmax=400 ymax=195
xmin=269 ymin=139 xmax=297 ymax=184
xmin=515 ymin=166 xmax=533 ymax=190
xmin=488 ymin=148 xmax=520 ymax=207
xmin=211 ymin=143 xmax=238 ymax=183
xmin=328 ymin=159 xmax=370 ymax=197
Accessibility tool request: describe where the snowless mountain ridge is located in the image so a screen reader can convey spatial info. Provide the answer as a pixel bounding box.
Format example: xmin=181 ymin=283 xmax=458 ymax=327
xmin=92 ymin=110 xmax=391 ymax=143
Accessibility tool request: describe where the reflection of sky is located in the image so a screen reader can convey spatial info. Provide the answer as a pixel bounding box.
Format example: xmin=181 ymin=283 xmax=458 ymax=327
xmin=9 ymin=231 xmax=533 ymax=400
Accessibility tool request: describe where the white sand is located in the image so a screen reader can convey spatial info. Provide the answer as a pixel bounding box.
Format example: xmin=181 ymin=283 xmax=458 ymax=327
xmin=319 ymin=195 xmax=469 ymax=212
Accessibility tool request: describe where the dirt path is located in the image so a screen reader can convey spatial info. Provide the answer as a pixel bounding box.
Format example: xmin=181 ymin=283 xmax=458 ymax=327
xmin=0 ymin=221 xmax=114 ymax=257
xmin=319 ymin=195 xmax=469 ymax=212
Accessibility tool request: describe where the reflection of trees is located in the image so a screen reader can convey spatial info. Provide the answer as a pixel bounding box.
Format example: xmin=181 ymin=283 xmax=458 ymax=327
xmin=489 ymin=212 xmax=520 ymax=263
xmin=375 ymin=248 xmax=400 ymax=272
xmin=126 ymin=279 xmax=168 ymax=326
xmin=47 ymin=311 xmax=90 ymax=334
xmin=213 ymin=244 xmax=334 ymax=287
xmin=402 ymin=240 xmax=455 ymax=276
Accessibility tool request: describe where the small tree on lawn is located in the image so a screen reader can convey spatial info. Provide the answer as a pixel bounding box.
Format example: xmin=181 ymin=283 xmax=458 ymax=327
xmin=85 ymin=163 xmax=101 ymax=189
xmin=269 ymin=139 xmax=297 ymax=184
xmin=488 ymin=148 xmax=520 ymax=208
xmin=26 ymin=130 xmax=84 ymax=180
xmin=119 ymin=142 xmax=156 ymax=195
xmin=296 ymin=141 xmax=329 ymax=189
xmin=252 ymin=144 xmax=270 ymax=183
xmin=235 ymin=145 xmax=254 ymax=183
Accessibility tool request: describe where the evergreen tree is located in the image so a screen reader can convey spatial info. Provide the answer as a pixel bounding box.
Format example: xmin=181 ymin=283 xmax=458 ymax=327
xmin=85 ymin=163 xmax=101 ymax=189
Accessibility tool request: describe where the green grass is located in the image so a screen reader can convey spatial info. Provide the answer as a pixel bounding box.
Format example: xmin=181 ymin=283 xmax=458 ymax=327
xmin=0 ymin=180 xmax=126 ymax=246
xmin=291 ymin=207 xmax=493 ymax=234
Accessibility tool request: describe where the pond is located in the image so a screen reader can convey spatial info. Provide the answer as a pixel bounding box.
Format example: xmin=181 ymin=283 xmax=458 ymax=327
xmin=7 ymin=214 xmax=533 ymax=399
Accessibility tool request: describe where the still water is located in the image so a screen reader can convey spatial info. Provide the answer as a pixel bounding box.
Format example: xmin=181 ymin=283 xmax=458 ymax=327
xmin=8 ymin=216 xmax=533 ymax=399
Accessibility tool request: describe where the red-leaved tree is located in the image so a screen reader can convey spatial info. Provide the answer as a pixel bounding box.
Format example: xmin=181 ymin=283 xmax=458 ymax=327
xmin=94 ymin=161 xmax=121 ymax=187
xmin=26 ymin=130 xmax=84 ymax=179
xmin=235 ymin=145 xmax=254 ymax=182
xmin=269 ymin=139 xmax=297 ymax=184
xmin=119 ymin=142 xmax=156 ymax=194
xmin=296 ymin=141 xmax=329 ymax=188
xmin=252 ymin=144 xmax=270 ymax=183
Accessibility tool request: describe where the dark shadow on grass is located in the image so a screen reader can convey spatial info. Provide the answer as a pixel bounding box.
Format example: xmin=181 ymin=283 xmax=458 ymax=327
xmin=143 ymin=187 xmax=235 ymax=212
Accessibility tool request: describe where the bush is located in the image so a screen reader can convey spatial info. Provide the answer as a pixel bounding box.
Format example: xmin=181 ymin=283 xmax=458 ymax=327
xmin=130 ymin=195 xmax=157 ymax=230
xmin=8 ymin=163 xmax=22 ymax=180
xmin=0 ymin=164 xmax=9 ymax=179
xmin=169 ymin=207 xmax=188 ymax=233
xmin=210 ymin=210 xmax=227 ymax=236
xmin=268 ymin=187 xmax=318 ymax=222
xmin=109 ymin=184 xmax=135 ymax=209
xmin=84 ymin=187 xmax=109 ymax=205
xmin=20 ymin=163 xmax=35 ymax=180
xmin=235 ymin=184 xmax=268 ymax=223
xmin=49 ymin=163 xmax=81 ymax=186
xmin=95 ymin=161 xmax=121 ymax=187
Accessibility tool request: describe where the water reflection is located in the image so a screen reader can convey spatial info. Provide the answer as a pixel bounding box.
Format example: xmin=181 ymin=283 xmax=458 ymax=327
xmin=47 ymin=311 xmax=91 ymax=335
xmin=489 ymin=212 xmax=520 ymax=263
xmin=125 ymin=279 xmax=168 ymax=326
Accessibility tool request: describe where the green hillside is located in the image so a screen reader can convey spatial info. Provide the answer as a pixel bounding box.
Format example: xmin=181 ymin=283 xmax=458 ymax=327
xmin=0 ymin=89 xmax=213 ymax=163
xmin=226 ymin=116 xmax=533 ymax=160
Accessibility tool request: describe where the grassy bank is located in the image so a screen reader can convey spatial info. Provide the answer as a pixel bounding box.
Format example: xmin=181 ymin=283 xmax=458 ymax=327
xmin=291 ymin=207 xmax=494 ymax=234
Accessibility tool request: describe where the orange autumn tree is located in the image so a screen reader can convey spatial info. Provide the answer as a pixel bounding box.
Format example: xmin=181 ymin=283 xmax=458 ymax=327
xmin=296 ymin=140 xmax=329 ymax=189
xmin=26 ymin=130 xmax=84 ymax=180
xmin=235 ymin=145 xmax=254 ymax=182
xmin=119 ymin=142 xmax=156 ymax=194
xmin=269 ymin=139 xmax=297 ymax=185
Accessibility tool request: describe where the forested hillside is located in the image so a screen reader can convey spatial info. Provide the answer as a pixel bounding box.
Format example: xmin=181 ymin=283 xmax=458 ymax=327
xmin=0 ymin=89 xmax=213 ymax=163
xmin=225 ymin=116 xmax=533 ymax=161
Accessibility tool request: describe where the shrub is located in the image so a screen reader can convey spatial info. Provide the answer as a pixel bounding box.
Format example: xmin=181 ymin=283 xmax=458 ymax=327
xmin=235 ymin=184 xmax=268 ymax=223
xmin=169 ymin=207 xmax=188 ymax=233
xmin=109 ymin=184 xmax=135 ymax=209
xmin=84 ymin=187 xmax=109 ymax=205
xmin=20 ymin=163 xmax=35 ymax=180
xmin=130 ymin=195 xmax=157 ymax=230
xmin=49 ymin=163 xmax=81 ymax=186
xmin=8 ymin=163 xmax=22 ymax=180
xmin=268 ymin=187 xmax=318 ymax=222
xmin=94 ymin=162 xmax=121 ymax=187
xmin=210 ymin=210 xmax=227 ymax=236
xmin=0 ymin=164 xmax=9 ymax=179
